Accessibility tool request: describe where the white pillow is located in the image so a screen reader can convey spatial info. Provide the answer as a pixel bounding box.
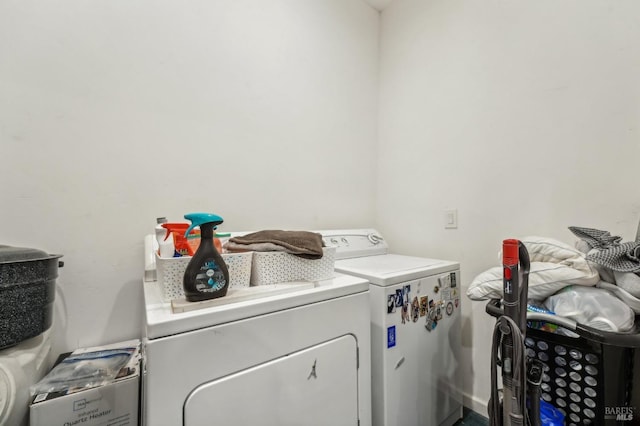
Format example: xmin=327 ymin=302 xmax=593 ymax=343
xmin=466 ymin=236 xmax=600 ymax=301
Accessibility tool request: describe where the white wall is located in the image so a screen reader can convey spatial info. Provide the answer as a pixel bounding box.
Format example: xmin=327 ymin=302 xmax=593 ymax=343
xmin=378 ymin=0 xmax=640 ymax=415
xmin=4 ymin=0 xmax=640 ymax=412
xmin=1 ymin=0 xmax=379 ymax=355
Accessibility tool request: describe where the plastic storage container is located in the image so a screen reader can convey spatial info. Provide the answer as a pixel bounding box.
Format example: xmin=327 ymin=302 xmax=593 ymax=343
xmin=155 ymin=252 xmax=253 ymax=302
xmin=486 ymin=299 xmax=640 ymax=426
xmin=250 ymin=247 xmax=336 ymax=285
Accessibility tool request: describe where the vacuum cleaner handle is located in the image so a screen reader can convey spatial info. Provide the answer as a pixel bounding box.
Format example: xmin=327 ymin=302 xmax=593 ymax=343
xmin=502 ymin=239 xmax=521 ymax=330
xmin=502 ymin=240 xmax=532 ymax=333
xmin=486 ymin=299 xmax=577 ymax=331
xmin=525 ymin=312 xmax=577 ymax=331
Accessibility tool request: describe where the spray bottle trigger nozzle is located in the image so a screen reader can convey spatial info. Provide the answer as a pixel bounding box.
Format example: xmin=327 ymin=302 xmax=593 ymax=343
xmin=159 ymin=224 xmax=172 ymax=241
xmin=184 ymin=223 xmax=196 ymax=238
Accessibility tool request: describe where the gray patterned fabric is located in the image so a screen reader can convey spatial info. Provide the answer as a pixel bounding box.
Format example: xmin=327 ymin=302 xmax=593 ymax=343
xmin=569 ymin=226 xmax=640 ymax=273
xmin=568 ymin=227 xmax=622 ymax=249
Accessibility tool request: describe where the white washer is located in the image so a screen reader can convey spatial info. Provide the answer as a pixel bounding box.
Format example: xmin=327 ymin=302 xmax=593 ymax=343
xmin=320 ymin=229 xmax=463 ymax=426
xmin=0 ymin=329 xmax=52 ymax=426
xmin=142 ymin=247 xmax=372 ymax=426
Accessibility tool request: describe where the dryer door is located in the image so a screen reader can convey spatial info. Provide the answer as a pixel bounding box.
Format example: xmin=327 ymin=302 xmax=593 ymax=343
xmin=184 ymin=334 xmax=359 ymax=426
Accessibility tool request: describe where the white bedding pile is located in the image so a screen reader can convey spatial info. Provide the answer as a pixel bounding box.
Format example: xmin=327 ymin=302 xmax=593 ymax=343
xmin=466 ymin=236 xmax=600 ymax=301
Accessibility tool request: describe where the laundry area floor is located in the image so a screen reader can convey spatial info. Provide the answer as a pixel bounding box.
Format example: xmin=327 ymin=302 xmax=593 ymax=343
xmin=454 ymin=408 xmax=489 ymax=426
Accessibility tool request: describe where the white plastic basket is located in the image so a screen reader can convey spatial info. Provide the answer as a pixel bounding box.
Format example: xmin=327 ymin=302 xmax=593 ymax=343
xmin=156 ymin=251 xmax=253 ymax=302
xmin=250 ymin=247 xmax=336 ymax=285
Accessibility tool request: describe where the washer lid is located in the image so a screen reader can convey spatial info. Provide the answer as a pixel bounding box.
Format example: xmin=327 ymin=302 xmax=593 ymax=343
xmin=335 ymin=254 xmax=459 ymax=286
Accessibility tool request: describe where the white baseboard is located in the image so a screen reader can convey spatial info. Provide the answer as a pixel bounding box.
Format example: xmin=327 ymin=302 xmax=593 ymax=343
xmin=462 ymin=391 xmax=489 ymax=419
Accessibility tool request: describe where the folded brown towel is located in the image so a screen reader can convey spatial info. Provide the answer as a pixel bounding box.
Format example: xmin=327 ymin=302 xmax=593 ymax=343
xmin=225 ymin=230 xmax=324 ymax=259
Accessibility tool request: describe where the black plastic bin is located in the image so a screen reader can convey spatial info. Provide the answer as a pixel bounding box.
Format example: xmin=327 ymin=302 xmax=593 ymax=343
xmin=487 ymin=299 xmax=640 ymax=426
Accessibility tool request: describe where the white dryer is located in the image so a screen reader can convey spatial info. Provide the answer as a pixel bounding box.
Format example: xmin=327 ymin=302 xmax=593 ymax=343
xmin=320 ymin=229 xmax=463 ymax=426
xmin=142 ymin=252 xmax=372 ymax=425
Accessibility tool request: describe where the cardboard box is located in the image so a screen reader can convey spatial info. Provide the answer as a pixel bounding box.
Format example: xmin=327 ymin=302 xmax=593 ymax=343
xmin=29 ymin=339 xmax=141 ymax=426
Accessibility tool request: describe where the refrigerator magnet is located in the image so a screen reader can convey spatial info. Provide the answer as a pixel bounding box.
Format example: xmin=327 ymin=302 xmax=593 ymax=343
xmin=419 ymin=296 xmax=428 ymax=317
xmin=395 ymin=289 xmax=403 ymax=307
xmin=442 ymin=288 xmax=451 ymax=301
xmin=403 ymin=285 xmax=411 ymax=304
xmin=438 ymin=274 xmax=451 ymax=288
xmin=401 ymin=303 xmax=409 ymax=324
xmin=425 ymin=319 xmax=436 ymax=332
xmin=387 ymin=294 xmax=396 ymax=314
xmin=411 ymin=297 xmax=420 ymax=322
xmin=446 ymin=301 xmax=454 ymax=316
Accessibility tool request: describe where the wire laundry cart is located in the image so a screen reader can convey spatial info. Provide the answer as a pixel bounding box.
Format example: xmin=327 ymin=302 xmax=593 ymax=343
xmin=487 ymin=299 xmax=640 ymax=426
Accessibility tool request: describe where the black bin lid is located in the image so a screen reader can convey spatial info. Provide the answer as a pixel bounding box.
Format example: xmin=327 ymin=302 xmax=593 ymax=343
xmin=0 ymin=245 xmax=60 ymax=264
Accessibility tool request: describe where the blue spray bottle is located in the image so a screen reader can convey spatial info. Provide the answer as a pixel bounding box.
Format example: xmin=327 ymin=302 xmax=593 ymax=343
xmin=183 ymin=213 xmax=229 ymax=302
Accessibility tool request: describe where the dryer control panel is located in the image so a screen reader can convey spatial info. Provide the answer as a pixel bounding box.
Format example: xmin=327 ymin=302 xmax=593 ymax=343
xmin=318 ymin=229 xmax=389 ymax=260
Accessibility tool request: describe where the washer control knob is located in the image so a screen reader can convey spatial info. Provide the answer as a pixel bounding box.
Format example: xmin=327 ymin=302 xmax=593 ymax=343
xmin=330 ymin=238 xmax=338 ymax=245
xmin=368 ymin=233 xmax=383 ymax=245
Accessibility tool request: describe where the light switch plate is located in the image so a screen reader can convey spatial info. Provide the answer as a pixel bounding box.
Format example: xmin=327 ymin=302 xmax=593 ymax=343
xmin=445 ymin=209 xmax=458 ymax=229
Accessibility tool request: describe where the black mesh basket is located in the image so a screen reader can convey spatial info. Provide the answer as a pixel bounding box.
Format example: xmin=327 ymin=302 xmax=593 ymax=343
xmin=487 ymin=299 xmax=640 ymax=426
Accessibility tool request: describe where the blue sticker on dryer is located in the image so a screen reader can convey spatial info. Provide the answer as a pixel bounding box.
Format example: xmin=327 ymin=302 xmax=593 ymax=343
xmin=387 ymin=326 xmax=396 ymax=348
